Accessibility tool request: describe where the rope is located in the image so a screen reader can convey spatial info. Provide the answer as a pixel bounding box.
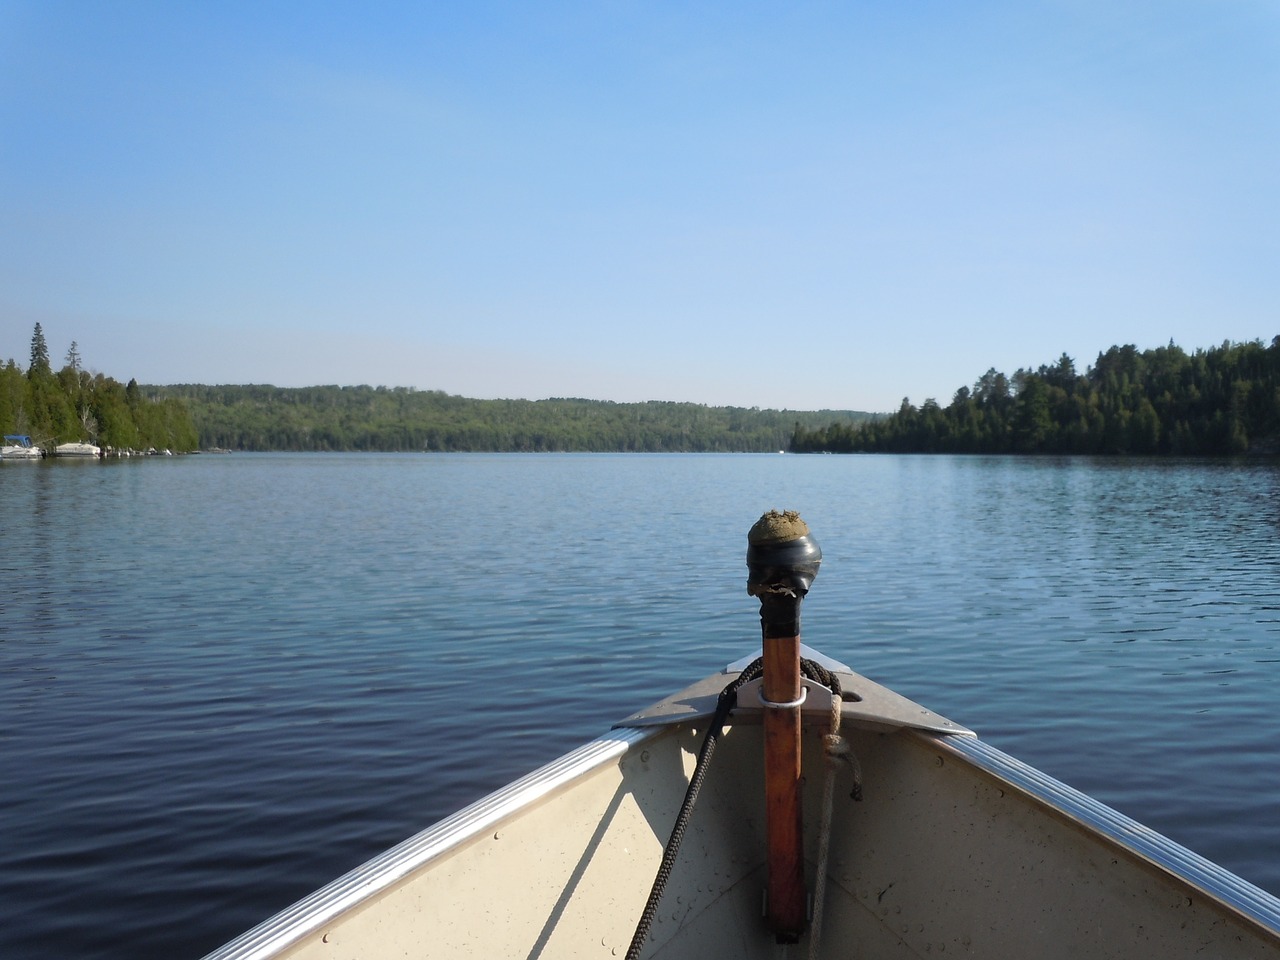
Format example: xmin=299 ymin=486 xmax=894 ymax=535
xmin=808 ymin=674 xmax=843 ymax=960
xmin=624 ymin=658 xmax=763 ymax=960
xmin=624 ymin=657 xmax=862 ymax=960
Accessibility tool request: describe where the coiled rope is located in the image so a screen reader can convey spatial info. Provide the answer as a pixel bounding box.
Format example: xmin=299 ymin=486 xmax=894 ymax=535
xmin=625 ymin=658 xmax=860 ymax=960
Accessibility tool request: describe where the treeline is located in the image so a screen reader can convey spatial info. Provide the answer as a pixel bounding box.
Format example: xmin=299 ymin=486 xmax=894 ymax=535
xmin=153 ymin=383 xmax=873 ymax=452
xmin=1 ymin=325 xmax=199 ymax=452
xmin=792 ymin=339 xmax=1280 ymax=456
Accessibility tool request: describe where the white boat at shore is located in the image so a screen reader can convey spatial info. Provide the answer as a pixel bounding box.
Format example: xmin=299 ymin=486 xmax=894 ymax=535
xmin=54 ymin=441 xmax=101 ymax=458
xmin=1 ymin=434 xmax=43 ymax=459
xmin=202 ymin=513 xmax=1280 ymax=960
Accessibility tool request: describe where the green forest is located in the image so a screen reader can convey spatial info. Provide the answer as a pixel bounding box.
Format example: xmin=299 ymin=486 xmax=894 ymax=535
xmin=791 ymin=338 xmax=1280 ymax=456
xmin=8 ymin=324 xmax=1279 ymax=456
xmin=0 ymin=324 xmax=199 ymax=453
xmin=152 ymin=383 xmax=870 ymax=452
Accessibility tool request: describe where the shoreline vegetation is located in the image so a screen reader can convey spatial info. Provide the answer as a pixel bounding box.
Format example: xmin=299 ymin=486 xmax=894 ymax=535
xmin=1 ymin=325 xmax=199 ymax=455
xmin=791 ymin=338 xmax=1280 ymax=457
xmin=5 ymin=325 xmax=1277 ymax=455
xmin=155 ymin=384 xmax=870 ymax=453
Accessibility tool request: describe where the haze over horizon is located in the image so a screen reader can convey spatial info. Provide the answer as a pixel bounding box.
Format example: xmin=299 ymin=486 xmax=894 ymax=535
xmin=3 ymin=2 xmax=1277 ymax=413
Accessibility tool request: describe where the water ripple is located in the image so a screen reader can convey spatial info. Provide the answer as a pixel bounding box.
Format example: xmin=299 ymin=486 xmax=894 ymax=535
xmin=3 ymin=454 xmax=1280 ymax=958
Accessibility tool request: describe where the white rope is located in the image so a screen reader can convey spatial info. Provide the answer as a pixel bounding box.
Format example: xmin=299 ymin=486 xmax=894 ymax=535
xmin=807 ymin=693 xmax=842 ymax=960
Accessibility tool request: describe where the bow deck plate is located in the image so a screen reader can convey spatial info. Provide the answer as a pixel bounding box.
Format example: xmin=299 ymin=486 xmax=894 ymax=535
xmin=615 ymin=646 xmax=973 ymax=736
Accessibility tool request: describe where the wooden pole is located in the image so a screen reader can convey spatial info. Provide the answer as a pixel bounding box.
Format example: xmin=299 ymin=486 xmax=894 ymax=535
xmin=747 ymin=511 xmax=821 ymax=944
xmin=762 ymin=626 xmax=805 ymax=940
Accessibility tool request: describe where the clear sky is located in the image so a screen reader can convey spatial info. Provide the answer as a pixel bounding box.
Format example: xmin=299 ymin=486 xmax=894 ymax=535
xmin=2 ymin=2 xmax=1277 ymax=412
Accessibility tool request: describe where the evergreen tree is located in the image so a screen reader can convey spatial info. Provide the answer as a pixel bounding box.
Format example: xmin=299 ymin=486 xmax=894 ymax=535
xmin=29 ymin=323 xmax=51 ymax=377
xmin=0 ymin=359 xmax=25 ymax=435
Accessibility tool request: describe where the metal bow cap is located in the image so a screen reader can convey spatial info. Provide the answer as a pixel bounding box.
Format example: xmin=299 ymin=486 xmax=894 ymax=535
xmin=746 ymin=510 xmax=822 ymax=598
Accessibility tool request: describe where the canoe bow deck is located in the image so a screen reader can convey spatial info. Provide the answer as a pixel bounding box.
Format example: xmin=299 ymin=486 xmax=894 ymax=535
xmin=203 ymin=649 xmax=1280 ymax=959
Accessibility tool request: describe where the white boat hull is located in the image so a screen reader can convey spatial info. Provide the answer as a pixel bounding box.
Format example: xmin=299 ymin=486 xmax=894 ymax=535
xmin=1 ymin=435 xmax=42 ymax=459
xmin=54 ymin=442 xmax=101 ymax=458
xmin=203 ymin=656 xmax=1280 ymax=959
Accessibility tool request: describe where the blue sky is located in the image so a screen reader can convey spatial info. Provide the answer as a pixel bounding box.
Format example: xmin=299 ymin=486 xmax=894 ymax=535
xmin=2 ymin=1 xmax=1277 ymax=412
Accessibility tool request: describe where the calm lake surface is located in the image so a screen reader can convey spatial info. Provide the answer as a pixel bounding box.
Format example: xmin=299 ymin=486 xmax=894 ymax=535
xmin=4 ymin=452 xmax=1280 ymax=958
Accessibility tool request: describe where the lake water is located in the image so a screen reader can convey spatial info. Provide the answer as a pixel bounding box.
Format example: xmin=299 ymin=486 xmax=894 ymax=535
xmin=3 ymin=452 xmax=1280 ymax=959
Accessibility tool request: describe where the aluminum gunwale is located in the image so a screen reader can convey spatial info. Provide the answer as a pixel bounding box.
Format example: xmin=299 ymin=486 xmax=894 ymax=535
xmin=201 ymin=670 xmax=1280 ymax=959
xmin=201 ymin=726 xmax=657 ymax=960
xmin=930 ymin=731 xmax=1280 ymax=938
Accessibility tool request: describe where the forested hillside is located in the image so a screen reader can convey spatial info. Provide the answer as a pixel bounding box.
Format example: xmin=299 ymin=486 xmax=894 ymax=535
xmin=792 ymin=339 xmax=1280 ymax=456
xmin=20 ymin=322 xmax=1272 ymax=457
xmin=154 ymin=383 xmax=872 ymax=452
xmin=1 ymin=324 xmax=198 ymax=452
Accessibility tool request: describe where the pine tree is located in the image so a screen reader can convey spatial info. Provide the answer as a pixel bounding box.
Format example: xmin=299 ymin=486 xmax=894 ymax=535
xmin=29 ymin=323 xmax=51 ymax=378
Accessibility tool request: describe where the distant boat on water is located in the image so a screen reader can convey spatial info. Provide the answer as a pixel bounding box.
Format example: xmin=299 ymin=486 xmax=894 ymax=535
xmin=54 ymin=441 xmax=101 ymax=458
xmin=1 ymin=435 xmax=43 ymax=460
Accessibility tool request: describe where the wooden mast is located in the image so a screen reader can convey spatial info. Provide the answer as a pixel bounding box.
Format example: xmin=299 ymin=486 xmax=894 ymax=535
xmin=747 ymin=510 xmax=821 ymax=944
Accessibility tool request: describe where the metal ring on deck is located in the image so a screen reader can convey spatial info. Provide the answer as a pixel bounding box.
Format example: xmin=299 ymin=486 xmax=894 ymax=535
xmin=758 ymin=685 xmax=809 ymax=710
